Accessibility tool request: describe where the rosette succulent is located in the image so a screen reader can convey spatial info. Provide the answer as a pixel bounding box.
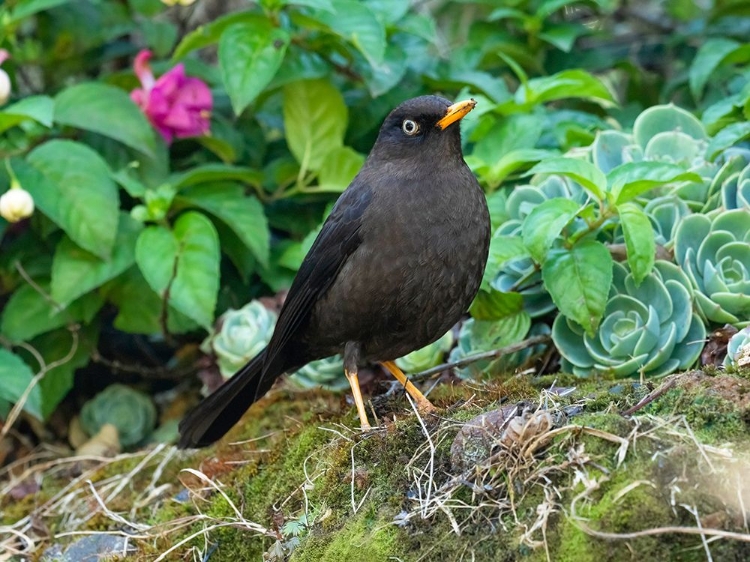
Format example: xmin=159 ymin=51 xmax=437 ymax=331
xmin=492 ymin=176 xmax=587 ymax=318
xmin=643 ymin=195 xmax=691 ymax=246
xmin=720 ymin=158 xmax=750 ymax=211
xmin=612 ymin=194 xmax=691 ymax=249
xmin=553 ymin=261 xmax=706 ymax=378
xmin=591 ymin=105 xmax=718 ymax=210
xmin=395 ymin=331 xmax=454 ymax=373
xmin=674 ymin=209 xmax=750 ymax=327
xmin=204 ymin=300 xmax=277 ymax=378
xmin=80 ymin=384 xmax=157 ymax=447
xmin=449 ymin=321 xmax=549 ymax=380
xmin=288 ymin=355 xmax=350 ymax=391
xmin=724 ymin=327 xmax=750 ymax=368
xmin=495 ymin=175 xmax=587 ymax=236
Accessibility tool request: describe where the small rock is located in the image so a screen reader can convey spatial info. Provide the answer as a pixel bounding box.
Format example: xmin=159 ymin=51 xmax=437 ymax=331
xmin=41 ymin=534 xmax=136 ymax=561
xmin=450 ymin=403 xmax=558 ymax=472
xmin=450 ymin=403 xmax=522 ymax=471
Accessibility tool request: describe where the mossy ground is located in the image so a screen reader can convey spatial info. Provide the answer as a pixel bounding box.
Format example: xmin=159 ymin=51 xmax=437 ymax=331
xmin=3 ymin=369 xmax=750 ymax=561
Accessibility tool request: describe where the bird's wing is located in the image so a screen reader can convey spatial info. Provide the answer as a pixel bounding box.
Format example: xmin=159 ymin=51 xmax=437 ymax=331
xmin=261 ymin=184 xmax=373 ymax=379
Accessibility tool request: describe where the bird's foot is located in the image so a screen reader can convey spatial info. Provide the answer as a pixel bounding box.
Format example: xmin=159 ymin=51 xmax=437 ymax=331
xmin=416 ymin=398 xmax=437 ymax=417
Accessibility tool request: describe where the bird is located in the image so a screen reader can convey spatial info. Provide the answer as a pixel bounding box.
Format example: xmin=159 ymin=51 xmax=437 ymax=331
xmin=178 ymin=95 xmax=490 ymax=448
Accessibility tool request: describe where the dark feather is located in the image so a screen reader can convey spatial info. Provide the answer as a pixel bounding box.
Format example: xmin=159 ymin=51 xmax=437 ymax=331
xmin=178 ymin=350 xmax=270 ymax=448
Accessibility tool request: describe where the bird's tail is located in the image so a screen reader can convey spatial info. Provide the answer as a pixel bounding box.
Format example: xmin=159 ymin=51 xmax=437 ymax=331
xmin=178 ymin=349 xmax=273 ymax=448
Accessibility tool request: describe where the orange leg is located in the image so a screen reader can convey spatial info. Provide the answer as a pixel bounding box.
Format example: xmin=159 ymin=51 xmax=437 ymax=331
xmin=345 ymin=367 xmax=371 ymax=430
xmin=380 ymin=361 xmax=436 ymax=415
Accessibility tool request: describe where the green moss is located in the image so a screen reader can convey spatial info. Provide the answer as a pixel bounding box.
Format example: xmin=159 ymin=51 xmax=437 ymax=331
xmin=292 ymin=505 xmax=405 ymax=561
xmin=645 ymin=385 xmax=748 ymax=443
xmin=7 ymin=372 xmax=750 ymax=561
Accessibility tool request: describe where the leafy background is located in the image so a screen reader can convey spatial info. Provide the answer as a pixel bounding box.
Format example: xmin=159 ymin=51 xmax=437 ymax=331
xmin=0 ymin=0 xmax=749 ymax=450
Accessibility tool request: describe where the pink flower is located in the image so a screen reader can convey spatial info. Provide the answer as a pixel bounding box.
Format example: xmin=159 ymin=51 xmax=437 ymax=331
xmin=130 ymin=50 xmax=212 ymax=144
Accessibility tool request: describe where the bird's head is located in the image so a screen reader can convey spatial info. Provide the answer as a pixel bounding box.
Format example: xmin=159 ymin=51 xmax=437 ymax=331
xmin=371 ymin=95 xmax=476 ymax=165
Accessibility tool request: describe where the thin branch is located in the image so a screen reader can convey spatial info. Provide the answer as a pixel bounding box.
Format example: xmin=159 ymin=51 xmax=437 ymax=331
xmin=159 ymin=254 xmax=179 ymax=347
xmin=90 ymin=351 xmax=198 ymax=380
xmin=14 ymin=260 xmax=64 ymax=314
xmin=620 ymin=377 xmax=677 ymax=416
xmin=410 ymin=335 xmax=551 ymax=380
xmin=0 ymin=329 xmax=79 ymax=441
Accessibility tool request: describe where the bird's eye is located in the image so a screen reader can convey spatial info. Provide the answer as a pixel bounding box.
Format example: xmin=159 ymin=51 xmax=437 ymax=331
xmin=402 ymin=119 xmax=420 ymax=136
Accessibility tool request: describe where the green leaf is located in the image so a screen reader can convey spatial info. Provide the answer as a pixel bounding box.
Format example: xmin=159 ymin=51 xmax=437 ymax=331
xmin=51 ymin=214 xmax=142 ymax=306
xmin=30 ymin=326 xmax=97 ymax=419
xmin=22 ymin=141 xmax=120 ymax=259
xmin=472 ymin=114 xmax=542 ymax=165
xmin=283 ymin=79 xmax=348 ymax=172
xmin=522 ymin=198 xmax=580 ymax=263
xmin=0 ymin=350 xmax=41 ymax=420
xmin=0 ymin=96 xmax=54 ymax=134
xmin=311 ymin=0 xmax=386 ymax=66
xmin=1 ymin=283 xmax=103 ymax=343
xmin=284 ymin=0 xmax=335 ymax=11
xmin=535 ymin=0 xmax=581 ymax=18
xmin=141 ymin=19 xmax=178 ymax=58
xmin=477 ymin=149 xmax=557 ymax=189
xmin=218 ymin=20 xmax=290 ymax=115
xmin=538 ymin=23 xmax=586 ymax=52
xmin=8 ymin=0 xmax=71 ymax=22
xmin=542 ymin=240 xmax=612 ymax=336
xmin=317 ymin=147 xmax=364 ymax=192
xmin=608 ymin=161 xmax=703 ymax=204
xmin=104 ymin=267 xmax=193 ymax=334
xmin=179 ymin=183 xmax=269 ymax=268
xmin=362 ymin=44 xmax=407 ymax=98
xmin=517 ymin=70 xmax=616 ymax=108
xmin=617 ymin=202 xmax=654 ymax=285
xmin=173 ymin=12 xmax=268 ymax=60
xmin=104 ymin=267 xmax=161 ymax=334
xmin=689 ymin=38 xmax=747 ymax=101
xmin=135 ymin=212 xmax=220 ymax=329
xmin=54 ymin=83 xmax=157 ymax=156
xmin=173 ymin=163 xmax=264 ymax=189
xmin=469 ymin=288 xmax=524 ymax=320
xmin=111 ymin=167 xmax=147 ymax=198
xmin=706 ymin=122 xmax=750 ymax=161
xmin=526 ymin=157 xmax=606 ymax=200
xmin=195 ymin=135 xmax=238 ymax=164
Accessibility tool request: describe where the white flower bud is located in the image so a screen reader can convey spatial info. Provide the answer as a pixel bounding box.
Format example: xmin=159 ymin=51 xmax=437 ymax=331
xmin=0 ymin=187 xmax=35 ymax=222
xmin=0 ymin=69 xmax=10 ymax=106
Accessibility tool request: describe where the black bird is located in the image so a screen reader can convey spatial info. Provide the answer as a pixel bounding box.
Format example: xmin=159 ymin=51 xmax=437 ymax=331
xmin=179 ymin=96 xmax=490 ymax=448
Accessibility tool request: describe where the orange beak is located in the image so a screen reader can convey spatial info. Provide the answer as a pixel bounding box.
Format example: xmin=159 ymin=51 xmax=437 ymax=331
xmin=436 ymin=99 xmax=477 ymax=130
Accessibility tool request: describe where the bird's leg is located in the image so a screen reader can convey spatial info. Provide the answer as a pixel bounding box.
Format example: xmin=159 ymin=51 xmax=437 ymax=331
xmin=344 ymin=342 xmax=371 ymax=430
xmin=380 ymin=361 xmax=436 ymax=415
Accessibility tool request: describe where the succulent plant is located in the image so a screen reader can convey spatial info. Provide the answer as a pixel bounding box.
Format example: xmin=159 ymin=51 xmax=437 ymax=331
xmin=643 ymin=195 xmax=692 ymax=246
xmin=496 ymin=175 xmax=588 ymax=236
xmin=395 ymin=330 xmax=454 ymax=373
xmin=80 ymin=384 xmax=157 ymax=447
xmin=591 ymin=105 xmax=720 ymax=210
xmin=674 ymin=209 xmax=750 ymax=327
xmin=720 ymin=158 xmax=750 ymax=212
xmin=491 ymin=256 xmax=554 ymax=318
xmin=611 ymin=194 xmax=691 ymax=250
xmin=724 ymin=327 xmax=750 ymax=368
xmin=203 ymin=300 xmax=277 ymax=378
xmin=449 ymin=321 xmax=549 ymax=380
xmin=552 ymin=261 xmax=706 ymax=378
xmin=491 ymin=176 xmax=588 ymax=318
xmin=288 ymin=355 xmax=350 ymax=391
